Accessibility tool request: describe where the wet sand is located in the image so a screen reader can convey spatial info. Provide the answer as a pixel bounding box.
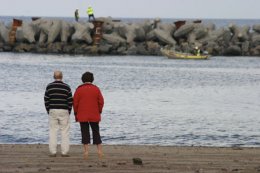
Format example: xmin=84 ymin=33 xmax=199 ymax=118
xmin=0 ymin=144 xmax=260 ymax=173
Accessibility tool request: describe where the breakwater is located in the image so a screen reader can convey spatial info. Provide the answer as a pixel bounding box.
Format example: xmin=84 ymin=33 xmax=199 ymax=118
xmin=0 ymin=17 xmax=260 ymax=56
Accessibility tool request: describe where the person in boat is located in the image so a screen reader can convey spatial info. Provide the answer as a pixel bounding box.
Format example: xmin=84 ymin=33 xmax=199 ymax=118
xmin=87 ymin=6 xmax=95 ymax=21
xmin=75 ymin=9 xmax=79 ymax=22
xmin=194 ymin=46 xmax=201 ymax=56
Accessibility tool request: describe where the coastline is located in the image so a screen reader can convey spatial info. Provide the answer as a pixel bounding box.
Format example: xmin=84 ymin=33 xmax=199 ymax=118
xmin=1 ymin=144 xmax=260 ymax=173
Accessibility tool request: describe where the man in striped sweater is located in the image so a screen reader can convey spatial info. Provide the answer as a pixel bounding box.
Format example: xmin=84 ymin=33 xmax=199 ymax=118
xmin=44 ymin=71 xmax=73 ymax=157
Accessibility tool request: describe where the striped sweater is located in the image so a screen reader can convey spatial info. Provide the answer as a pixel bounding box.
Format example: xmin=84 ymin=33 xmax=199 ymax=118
xmin=44 ymin=81 xmax=73 ymax=114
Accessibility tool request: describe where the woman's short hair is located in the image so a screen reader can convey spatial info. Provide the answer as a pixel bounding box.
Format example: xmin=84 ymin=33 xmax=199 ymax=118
xmin=81 ymin=72 xmax=94 ymax=83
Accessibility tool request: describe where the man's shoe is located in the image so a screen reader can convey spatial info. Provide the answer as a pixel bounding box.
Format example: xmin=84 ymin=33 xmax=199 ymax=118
xmin=61 ymin=154 xmax=70 ymax=157
xmin=49 ymin=154 xmax=56 ymax=157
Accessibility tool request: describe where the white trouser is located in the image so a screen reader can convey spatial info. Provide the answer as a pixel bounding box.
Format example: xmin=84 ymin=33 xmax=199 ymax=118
xmin=49 ymin=109 xmax=70 ymax=155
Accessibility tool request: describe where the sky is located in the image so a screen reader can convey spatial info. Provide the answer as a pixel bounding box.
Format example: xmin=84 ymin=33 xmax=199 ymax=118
xmin=0 ymin=0 xmax=259 ymax=19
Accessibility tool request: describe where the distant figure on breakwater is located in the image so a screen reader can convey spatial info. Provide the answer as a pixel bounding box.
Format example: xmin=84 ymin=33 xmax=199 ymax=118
xmin=44 ymin=71 xmax=73 ymax=157
xmin=87 ymin=6 xmax=95 ymax=21
xmin=74 ymin=9 xmax=79 ymax=22
xmin=73 ymin=72 xmax=104 ymax=159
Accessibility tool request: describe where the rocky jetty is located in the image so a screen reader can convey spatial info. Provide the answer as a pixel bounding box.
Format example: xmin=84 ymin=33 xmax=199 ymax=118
xmin=0 ymin=17 xmax=260 ymax=56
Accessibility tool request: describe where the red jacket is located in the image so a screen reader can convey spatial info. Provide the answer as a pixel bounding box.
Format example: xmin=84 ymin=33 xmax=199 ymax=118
xmin=73 ymin=83 xmax=104 ymax=122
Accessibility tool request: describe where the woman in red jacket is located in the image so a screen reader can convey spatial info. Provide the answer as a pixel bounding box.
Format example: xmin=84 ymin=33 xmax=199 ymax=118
xmin=73 ymin=72 xmax=104 ymax=159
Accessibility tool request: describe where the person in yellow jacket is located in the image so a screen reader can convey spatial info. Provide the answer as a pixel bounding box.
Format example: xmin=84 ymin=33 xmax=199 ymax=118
xmin=87 ymin=6 xmax=95 ymax=21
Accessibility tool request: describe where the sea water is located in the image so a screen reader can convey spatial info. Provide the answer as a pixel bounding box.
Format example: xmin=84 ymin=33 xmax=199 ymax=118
xmin=0 ymin=53 xmax=260 ymax=147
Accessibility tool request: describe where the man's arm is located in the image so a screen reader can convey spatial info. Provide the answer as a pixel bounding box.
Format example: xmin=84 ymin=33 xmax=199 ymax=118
xmin=44 ymin=87 xmax=50 ymax=114
xmin=67 ymin=87 xmax=73 ymax=115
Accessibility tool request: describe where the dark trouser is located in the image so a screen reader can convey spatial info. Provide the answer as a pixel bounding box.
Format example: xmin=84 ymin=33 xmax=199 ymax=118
xmin=80 ymin=122 xmax=102 ymax=145
xmin=88 ymin=14 xmax=95 ymax=21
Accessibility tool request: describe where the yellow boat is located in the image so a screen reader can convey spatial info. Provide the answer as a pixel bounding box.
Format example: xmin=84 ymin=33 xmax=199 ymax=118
xmin=161 ymin=48 xmax=210 ymax=60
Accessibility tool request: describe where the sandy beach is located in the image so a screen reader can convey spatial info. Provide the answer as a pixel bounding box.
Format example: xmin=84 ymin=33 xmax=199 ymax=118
xmin=0 ymin=144 xmax=260 ymax=173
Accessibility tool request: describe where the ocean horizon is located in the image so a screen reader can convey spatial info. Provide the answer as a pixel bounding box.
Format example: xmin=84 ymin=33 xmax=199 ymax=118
xmin=1 ymin=15 xmax=260 ymax=28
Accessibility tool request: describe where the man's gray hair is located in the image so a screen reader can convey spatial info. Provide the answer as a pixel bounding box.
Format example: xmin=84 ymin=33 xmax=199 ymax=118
xmin=53 ymin=71 xmax=63 ymax=80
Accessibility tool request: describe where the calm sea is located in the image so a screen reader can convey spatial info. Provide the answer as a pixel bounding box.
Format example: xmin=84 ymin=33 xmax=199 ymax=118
xmin=0 ymin=53 xmax=260 ymax=147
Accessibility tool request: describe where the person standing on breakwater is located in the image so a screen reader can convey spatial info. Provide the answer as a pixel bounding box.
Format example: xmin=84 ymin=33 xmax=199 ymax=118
xmin=87 ymin=6 xmax=95 ymax=21
xmin=75 ymin=9 xmax=79 ymax=22
xmin=73 ymin=72 xmax=104 ymax=159
xmin=44 ymin=71 xmax=73 ymax=157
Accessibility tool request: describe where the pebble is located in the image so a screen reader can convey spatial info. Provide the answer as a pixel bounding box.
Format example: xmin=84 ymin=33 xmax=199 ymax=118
xmin=133 ymin=158 xmax=143 ymax=165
